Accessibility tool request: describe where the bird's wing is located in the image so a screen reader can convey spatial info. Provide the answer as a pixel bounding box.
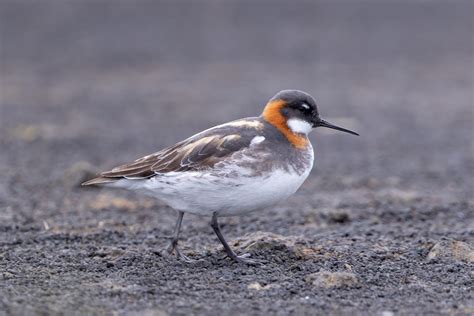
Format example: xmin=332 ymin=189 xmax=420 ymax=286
xmin=82 ymin=119 xmax=264 ymax=185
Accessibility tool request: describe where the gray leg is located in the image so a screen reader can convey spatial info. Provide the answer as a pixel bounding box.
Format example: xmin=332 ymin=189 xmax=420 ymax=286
xmin=210 ymin=213 xmax=260 ymax=265
xmin=165 ymin=211 xmax=193 ymax=262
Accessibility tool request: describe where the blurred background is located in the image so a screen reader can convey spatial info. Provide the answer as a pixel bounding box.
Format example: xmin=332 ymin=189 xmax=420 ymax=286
xmin=0 ymin=1 xmax=473 ymax=315
xmin=1 ymin=1 xmax=472 ymax=197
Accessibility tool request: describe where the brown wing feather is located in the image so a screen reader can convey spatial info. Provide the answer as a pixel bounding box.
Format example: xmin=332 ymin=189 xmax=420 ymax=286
xmin=82 ymin=133 xmax=251 ymax=185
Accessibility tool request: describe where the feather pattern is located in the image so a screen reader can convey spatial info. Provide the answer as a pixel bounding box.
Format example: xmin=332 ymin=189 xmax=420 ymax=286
xmin=82 ymin=118 xmax=264 ymax=185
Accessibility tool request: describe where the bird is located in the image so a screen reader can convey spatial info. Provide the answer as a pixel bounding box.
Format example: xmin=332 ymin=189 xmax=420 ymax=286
xmin=82 ymin=90 xmax=359 ymax=264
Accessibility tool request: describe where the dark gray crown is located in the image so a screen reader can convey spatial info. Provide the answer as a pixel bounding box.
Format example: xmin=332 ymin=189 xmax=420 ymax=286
xmin=270 ymin=90 xmax=319 ymax=118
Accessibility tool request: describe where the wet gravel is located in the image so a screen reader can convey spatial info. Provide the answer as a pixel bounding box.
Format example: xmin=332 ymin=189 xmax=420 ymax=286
xmin=1 ymin=1 xmax=473 ymax=315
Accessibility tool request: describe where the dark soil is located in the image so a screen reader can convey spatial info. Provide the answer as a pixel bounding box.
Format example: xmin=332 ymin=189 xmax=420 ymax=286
xmin=0 ymin=1 xmax=473 ymax=315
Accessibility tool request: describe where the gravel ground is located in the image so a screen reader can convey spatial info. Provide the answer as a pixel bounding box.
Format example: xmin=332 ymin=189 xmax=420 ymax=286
xmin=0 ymin=1 xmax=473 ymax=315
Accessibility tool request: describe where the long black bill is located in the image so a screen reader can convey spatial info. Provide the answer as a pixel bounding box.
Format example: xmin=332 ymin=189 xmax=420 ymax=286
xmin=316 ymin=119 xmax=359 ymax=136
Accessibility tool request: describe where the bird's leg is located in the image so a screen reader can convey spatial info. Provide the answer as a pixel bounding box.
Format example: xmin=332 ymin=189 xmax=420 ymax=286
xmin=166 ymin=211 xmax=184 ymax=253
xmin=165 ymin=211 xmax=193 ymax=262
xmin=210 ymin=213 xmax=260 ymax=265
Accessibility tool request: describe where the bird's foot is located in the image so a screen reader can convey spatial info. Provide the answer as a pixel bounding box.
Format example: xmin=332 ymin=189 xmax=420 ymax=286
xmin=228 ymin=252 xmax=262 ymax=265
xmin=174 ymin=247 xmax=197 ymax=263
xmin=163 ymin=242 xmax=196 ymax=263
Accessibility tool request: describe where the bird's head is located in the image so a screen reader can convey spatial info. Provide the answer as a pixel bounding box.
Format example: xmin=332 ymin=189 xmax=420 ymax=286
xmin=262 ymin=90 xmax=358 ymax=147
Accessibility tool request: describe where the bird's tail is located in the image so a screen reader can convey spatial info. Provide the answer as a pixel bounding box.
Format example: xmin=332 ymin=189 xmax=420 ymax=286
xmin=81 ymin=176 xmax=117 ymax=186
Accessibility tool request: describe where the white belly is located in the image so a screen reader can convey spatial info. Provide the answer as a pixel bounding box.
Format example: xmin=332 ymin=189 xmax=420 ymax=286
xmin=111 ymin=163 xmax=312 ymax=217
xmin=109 ymin=142 xmax=314 ymax=217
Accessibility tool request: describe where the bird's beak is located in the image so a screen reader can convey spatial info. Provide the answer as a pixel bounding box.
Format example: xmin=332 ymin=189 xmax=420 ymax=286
xmin=313 ymin=118 xmax=359 ymax=136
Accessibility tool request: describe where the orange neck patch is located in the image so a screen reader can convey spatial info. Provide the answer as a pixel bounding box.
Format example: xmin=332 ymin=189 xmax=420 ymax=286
xmin=262 ymin=99 xmax=309 ymax=149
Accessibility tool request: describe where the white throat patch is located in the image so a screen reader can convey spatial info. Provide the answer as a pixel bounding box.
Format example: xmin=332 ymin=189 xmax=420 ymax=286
xmin=287 ymin=118 xmax=313 ymax=135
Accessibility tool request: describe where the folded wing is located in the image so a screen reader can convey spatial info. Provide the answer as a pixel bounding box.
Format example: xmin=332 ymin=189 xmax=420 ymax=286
xmin=82 ymin=133 xmax=251 ymax=185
